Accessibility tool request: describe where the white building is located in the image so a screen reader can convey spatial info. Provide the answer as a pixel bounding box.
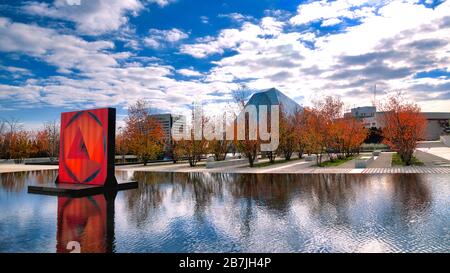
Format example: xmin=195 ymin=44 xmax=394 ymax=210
xmin=150 ymin=113 xmax=186 ymax=155
xmin=346 ymin=106 xmax=450 ymax=140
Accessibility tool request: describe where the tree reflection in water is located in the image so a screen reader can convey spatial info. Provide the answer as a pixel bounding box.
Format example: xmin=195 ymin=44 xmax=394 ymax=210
xmin=122 ymin=172 xmax=432 ymax=247
xmin=0 ymin=170 xmax=444 ymax=252
xmin=0 ymin=170 xmax=57 ymax=192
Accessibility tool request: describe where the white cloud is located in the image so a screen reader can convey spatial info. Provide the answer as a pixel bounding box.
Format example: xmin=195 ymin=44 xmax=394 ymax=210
xmin=200 ymin=16 xmax=209 ymax=24
xmin=144 ymin=28 xmax=188 ymax=49
xmin=0 ymin=65 xmax=33 ymax=79
xmin=150 ymin=0 xmax=177 ymax=7
xmin=321 ymin=17 xmax=342 ymax=27
xmin=0 ymin=17 xmax=235 ymax=116
xmin=143 ymin=37 xmax=161 ymax=49
xmin=2 ymin=0 xmax=450 ymax=117
xmin=22 ymin=0 xmax=177 ymax=36
xmin=177 ymin=68 xmax=203 ymax=77
xmin=23 ymin=0 xmax=145 ymax=35
xmin=180 ymin=17 xmax=285 ymax=58
xmin=218 ymin=12 xmax=254 ymax=23
xmin=0 ymin=17 xmax=118 ymax=73
xmin=181 ymin=0 xmax=450 ymax=111
xmin=289 ymin=0 xmax=375 ymax=26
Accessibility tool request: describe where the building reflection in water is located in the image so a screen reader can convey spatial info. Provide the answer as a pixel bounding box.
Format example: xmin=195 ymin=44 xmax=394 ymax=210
xmin=121 ymin=172 xmax=435 ymax=252
xmin=0 ymin=169 xmax=443 ymax=252
xmin=56 ymin=192 xmax=116 ymax=253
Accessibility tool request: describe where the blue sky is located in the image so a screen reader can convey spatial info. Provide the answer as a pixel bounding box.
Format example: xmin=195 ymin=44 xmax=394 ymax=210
xmin=0 ymin=0 xmax=449 ymax=129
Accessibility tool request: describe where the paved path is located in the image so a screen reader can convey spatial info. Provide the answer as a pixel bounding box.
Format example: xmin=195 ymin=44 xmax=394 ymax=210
xmin=416 ymin=141 xmax=450 ymax=161
xmin=257 ymin=160 xmax=315 ymax=173
xmin=0 ymin=164 xmax=58 ymax=174
xmin=361 ymin=167 xmax=450 ymax=174
xmin=1 ymin=154 xmax=449 ymax=175
xmin=367 ymin=152 xmax=393 ymax=168
xmin=414 ymin=150 xmax=450 ymax=167
xmin=329 ymin=152 xmax=392 ymax=168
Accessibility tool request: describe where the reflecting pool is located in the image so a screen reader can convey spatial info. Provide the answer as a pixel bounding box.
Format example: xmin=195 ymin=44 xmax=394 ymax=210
xmin=0 ymin=170 xmax=449 ymax=253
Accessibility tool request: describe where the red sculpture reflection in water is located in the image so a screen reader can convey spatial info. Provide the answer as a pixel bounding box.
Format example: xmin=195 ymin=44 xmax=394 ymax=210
xmin=56 ymin=193 xmax=116 ymax=253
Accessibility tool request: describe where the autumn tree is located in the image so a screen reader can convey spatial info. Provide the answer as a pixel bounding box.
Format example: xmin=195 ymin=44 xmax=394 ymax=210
xmin=317 ymin=96 xmax=344 ymax=161
xmin=0 ymin=118 xmax=22 ymax=159
xmin=294 ymin=109 xmax=308 ymax=158
xmin=34 ymin=120 xmax=60 ymax=161
xmin=207 ymin=116 xmax=230 ymax=161
xmin=115 ymin=127 xmax=128 ymax=163
xmin=333 ymin=117 xmax=367 ymax=158
xmin=173 ymin=104 xmax=209 ymax=167
xmin=278 ymin=109 xmax=296 ymax=160
xmin=379 ymin=92 xmax=426 ymax=165
xmin=173 ymin=128 xmax=208 ymax=167
xmin=0 ymin=119 xmax=5 ymax=158
xmin=302 ymin=108 xmax=327 ymax=165
xmin=10 ymin=131 xmax=32 ymax=163
xmin=235 ymin=126 xmax=259 ymax=167
xmin=173 ymin=137 xmax=208 ymax=167
xmin=231 ymin=87 xmax=261 ymax=167
xmin=124 ymin=100 xmax=165 ymax=165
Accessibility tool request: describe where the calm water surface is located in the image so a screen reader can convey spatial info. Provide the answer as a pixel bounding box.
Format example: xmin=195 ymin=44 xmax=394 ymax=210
xmin=0 ymin=170 xmax=448 ymax=253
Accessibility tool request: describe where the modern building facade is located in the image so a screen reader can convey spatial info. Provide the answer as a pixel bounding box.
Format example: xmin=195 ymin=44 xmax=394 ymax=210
xmin=422 ymin=112 xmax=450 ymax=140
xmin=346 ymin=106 xmax=450 ymax=140
xmin=150 ymin=113 xmax=186 ymax=155
xmin=350 ymin=106 xmax=377 ymax=119
xmin=245 ymin=87 xmax=303 ymax=116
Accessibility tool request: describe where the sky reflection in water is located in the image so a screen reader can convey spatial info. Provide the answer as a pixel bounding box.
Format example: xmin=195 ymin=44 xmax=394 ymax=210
xmin=0 ymin=170 xmax=448 ymax=253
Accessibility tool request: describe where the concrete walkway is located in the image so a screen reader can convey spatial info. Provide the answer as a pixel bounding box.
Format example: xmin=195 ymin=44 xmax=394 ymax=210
xmin=0 ymin=150 xmax=449 ymax=175
xmin=367 ymin=152 xmax=393 ymax=168
xmin=255 ymin=159 xmax=316 ymax=173
xmin=331 ymin=152 xmax=392 ymax=168
xmin=414 ymin=150 xmax=450 ymax=167
xmin=0 ymin=164 xmax=58 ymax=174
xmin=416 ymin=141 xmax=450 ymax=161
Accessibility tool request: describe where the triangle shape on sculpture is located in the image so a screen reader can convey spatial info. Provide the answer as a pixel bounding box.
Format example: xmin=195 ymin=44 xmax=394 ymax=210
xmin=67 ymin=127 xmax=90 ymax=160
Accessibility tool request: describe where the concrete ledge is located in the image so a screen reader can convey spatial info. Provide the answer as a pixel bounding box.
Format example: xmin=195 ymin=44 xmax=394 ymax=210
xmin=206 ymin=157 xmax=254 ymax=168
xmin=305 ymin=155 xmax=317 ymax=161
xmin=28 ymin=181 xmax=138 ymax=197
xmin=355 ymin=156 xmax=374 ymax=168
xmin=441 ymin=135 xmax=450 ymax=147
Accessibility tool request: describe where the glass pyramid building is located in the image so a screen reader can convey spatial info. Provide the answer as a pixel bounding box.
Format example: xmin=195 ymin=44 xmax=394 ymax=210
xmin=245 ymin=87 xmax=303 ymax=116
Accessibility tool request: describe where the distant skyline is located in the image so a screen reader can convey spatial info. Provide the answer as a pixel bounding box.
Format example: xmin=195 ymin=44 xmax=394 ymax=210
xmin=0 ymin=0 xmax=449 ymax=129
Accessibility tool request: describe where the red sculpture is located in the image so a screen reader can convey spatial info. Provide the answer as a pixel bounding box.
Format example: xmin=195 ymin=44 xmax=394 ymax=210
xmin=58 ymin=108 xmax=116 ymax=186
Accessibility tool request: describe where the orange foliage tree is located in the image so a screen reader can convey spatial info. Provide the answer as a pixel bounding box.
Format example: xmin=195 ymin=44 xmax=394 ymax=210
xmin=231 ymin=87 xmax=260 ymax=167
xmin=332 ymin=117 xmax=367 ymax=158
xmin=302 ymin=107 xmax=327 ymax=165
xmin=294 ymin=109 xmax=309 ymax=158
xmin=115 ymin=127 xmax=128 ymax=163
xmin=10 ymin=131 xmax=33 ymax=163
xmin=379 ymin=93 xmax=426 ymax=165
xmin=173 ymin=134 xmax=208 ymax=167
xmin=299 ymin=96 xmax=367 ymax=165
xmin=208 ymin=133 xmax=230 ymax=162
xmin=34 ymin=120 xmax=60 ymax=160
xmin=278 ymin=109 xmax=296 ymax=160
xmin=233 ymin=111 xmax=260 ymax=167
xmin=124 ymin=100 xmax=165 ymax=165
xmin=172 ymin=107 xmax=209 ymax=167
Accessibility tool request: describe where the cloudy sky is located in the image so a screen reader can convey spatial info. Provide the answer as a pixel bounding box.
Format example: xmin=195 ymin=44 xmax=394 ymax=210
xmin=0 ymin=0 xmax=449 ymax=129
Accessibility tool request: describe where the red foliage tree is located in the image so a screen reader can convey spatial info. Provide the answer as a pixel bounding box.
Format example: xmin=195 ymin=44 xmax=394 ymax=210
xmin=379 ymin=93 xmax=426 ymax=165
xmin=124 ymin=100 xmax=165 ymax=165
